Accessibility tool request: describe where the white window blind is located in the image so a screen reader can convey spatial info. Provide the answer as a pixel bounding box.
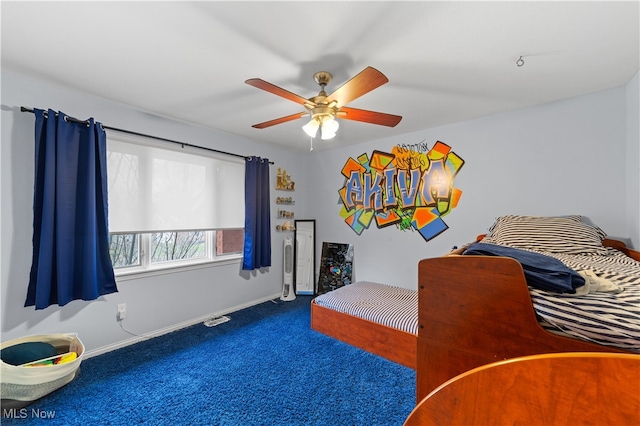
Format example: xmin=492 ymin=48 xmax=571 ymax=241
xmin=107 ymin=133 xmax=245 ymax=233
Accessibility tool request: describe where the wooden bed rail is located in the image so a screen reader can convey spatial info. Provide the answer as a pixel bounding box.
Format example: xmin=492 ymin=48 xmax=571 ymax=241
xmin=310 ymin=301 xmax=417 ymax=369
xmin=603 ymin=238 xmax=640 ymax=260
xmin=406 ymin=352 xmax=640 ymax=426
xmin=416 ymin=255 xmax=625 ymax=401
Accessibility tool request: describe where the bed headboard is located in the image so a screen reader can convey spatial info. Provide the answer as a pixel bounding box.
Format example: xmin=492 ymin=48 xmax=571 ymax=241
xmin=416 ymin=254 xmax=626 ymax=400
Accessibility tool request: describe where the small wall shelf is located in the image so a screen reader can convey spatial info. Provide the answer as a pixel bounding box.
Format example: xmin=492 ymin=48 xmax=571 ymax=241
xmin=278 ymin=209 xmax=295 ymax=219
xmin=276 ymin=221 xmax=295 ymax=232
xmin=276 ymin=197 xmax=295 ymax=205
xmin=274 ymin=166 xmax=295 ymax=231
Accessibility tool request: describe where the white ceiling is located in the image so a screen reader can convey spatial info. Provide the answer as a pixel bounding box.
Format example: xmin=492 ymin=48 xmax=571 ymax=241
xmin=2 ymin=1 xmax=639 ymax=152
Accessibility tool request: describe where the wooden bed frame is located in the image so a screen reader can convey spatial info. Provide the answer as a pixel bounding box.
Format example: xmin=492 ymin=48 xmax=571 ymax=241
xmin=309 ymin=237 xmax=640 ymax=401
xmin=416 ymin=237 xmax=640 ymax=400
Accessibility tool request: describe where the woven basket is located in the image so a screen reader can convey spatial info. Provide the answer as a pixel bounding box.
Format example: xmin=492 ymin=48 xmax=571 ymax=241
xmin=1 ymin=333 xmax=84 ymax=409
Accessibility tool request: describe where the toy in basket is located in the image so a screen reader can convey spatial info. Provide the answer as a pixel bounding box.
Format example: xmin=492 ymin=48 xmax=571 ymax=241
xmin=1 ymin=333 xmax=84 ymax=409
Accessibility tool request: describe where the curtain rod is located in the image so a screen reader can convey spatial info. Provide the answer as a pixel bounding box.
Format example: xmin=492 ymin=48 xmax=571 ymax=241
xmin=20 ymin=107 xmax=273 ymax=164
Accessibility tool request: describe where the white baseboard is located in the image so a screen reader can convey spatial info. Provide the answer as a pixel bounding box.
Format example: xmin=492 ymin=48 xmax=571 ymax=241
xmin=84 ymin=293 xmax=282 ymax=359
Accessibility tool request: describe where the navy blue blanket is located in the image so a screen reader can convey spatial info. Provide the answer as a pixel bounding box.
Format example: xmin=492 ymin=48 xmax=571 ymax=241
xmin=463 ymin=243 xmax=585 ymax=293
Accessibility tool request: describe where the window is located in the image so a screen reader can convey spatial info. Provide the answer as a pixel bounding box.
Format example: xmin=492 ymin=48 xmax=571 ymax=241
xmin=109 ymin=230 xmax=243 ymax=273
xmin=151 ymin=231 xmax=208 ymax=263
xmin=106 ymin=133 xmax=245 ymax=275
xmin=216 ymin=229 xmax=245 ymax=256
xmin=109 ymin=233 xmax=140 ymax=268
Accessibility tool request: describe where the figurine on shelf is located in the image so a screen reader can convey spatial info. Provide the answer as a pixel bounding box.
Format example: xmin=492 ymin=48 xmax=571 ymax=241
xmin=278 ymin=209 xmax=295 ymax=219
xmin=276 ymin=167 xmax=295 ymax=191
xmin=275 ymin=221 xmax=296 ymax=231
xmin=282 ymin=220 xmax=295 ymax=231
xmin=275 ymin=196 xmax=294 ymax=205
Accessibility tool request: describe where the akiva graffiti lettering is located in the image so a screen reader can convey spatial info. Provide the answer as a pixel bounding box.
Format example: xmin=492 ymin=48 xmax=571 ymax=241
xmin=338 ymin=141 xmax=464 ymax=242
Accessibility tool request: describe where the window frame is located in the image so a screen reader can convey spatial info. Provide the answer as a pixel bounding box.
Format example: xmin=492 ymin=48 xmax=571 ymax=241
xmin=111 ymin=230 xmax=244 ymax=280
xmin=106 ymin=132 xmax=246 ymax=280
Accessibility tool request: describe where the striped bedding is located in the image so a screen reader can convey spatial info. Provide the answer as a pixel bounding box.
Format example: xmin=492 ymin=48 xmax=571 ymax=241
xmin=313 ymin=249 xmax=640 ymax=353
xmin=529 ymin=247 xmax=640 ymax=352
xmin=313 ymin=281 xmax=418 ymax=334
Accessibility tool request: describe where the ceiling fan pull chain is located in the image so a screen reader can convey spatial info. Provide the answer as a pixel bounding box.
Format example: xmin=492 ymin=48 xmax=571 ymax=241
xmin=310 ymin=136 xmax=314 ymax=152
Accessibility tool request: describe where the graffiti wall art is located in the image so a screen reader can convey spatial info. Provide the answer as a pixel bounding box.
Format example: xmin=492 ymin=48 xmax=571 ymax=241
xmin=338 ymin=141 xmax=464 ymax=242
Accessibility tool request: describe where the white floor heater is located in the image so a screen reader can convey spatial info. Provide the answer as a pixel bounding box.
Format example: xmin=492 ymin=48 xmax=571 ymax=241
xmin=280 ymin=237 xmax=296 ymax=301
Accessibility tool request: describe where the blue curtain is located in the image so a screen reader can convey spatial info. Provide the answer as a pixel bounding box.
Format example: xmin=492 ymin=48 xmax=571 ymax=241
xmin=242 ymin=156 xmax=271 ymax=270
xmin=26 ymin=109 xmax=118 ymax=310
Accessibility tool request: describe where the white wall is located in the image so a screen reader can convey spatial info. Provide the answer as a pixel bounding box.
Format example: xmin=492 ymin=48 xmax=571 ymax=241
xmin=2 ymin=71 xmax=638 ymax=354
xmin=626 ymin=71 xmax=640 ymax=249
xmin=307 ymin=84 xmax=636 ymax=290
xmin=1 ymin=72 xmax=306 ymax=354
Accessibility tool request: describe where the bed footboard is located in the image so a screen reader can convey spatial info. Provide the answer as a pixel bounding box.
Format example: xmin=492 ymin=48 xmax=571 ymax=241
xmin=311 ymin=301 xmax=417 ymax=369
xmin=416 ymin=255 xmax=623 ymax=401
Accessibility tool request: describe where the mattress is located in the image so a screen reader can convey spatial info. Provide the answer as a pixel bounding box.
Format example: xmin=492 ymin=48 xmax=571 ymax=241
xmin=313 ymin=281 xmax=418 ymax=334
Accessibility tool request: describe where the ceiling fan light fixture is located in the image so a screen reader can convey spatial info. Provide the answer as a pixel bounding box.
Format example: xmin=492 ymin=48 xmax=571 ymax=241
xmin=320 ymin=117 xmax=339 ymax=140
xmin=302 ymin=118 xmax=320 ymax=138
xmin=304 ymin=106 xmax=339 ymax=140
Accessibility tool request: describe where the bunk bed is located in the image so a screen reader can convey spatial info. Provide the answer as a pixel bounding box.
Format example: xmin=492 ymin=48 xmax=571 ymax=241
xmin=310 ymin=215 xmax=640 ymax=400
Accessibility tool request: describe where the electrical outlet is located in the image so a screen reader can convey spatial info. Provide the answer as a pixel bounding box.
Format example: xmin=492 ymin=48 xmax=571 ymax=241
xmin=117 ymin=303 xmax=127 ymax=321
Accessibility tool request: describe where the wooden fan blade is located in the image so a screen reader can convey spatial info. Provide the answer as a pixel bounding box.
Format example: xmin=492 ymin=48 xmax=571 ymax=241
xmin=245 ymin=78 xmax=311 ymax=106
xmin=338 ymin=107 xmax=402 ymax=127
xmin=325 ymin=67 xmax=389 ymax=107
xmin=251 ymin=112 xmax=307 ymax=129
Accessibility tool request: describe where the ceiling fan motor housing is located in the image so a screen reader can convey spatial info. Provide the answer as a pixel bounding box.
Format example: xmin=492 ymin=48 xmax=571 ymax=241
xmin=309 ymin=106 xmax=336 ymax=122
xmin=308 ymin=72 xmax=337 ymax=119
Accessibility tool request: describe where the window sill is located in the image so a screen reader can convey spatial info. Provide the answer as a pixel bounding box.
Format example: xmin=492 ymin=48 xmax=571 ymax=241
xmin=114 ymin=255 xmax=242 ymax=281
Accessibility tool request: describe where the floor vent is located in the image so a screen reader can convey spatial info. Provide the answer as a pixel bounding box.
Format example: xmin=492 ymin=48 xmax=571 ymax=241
xmin=204 ymin=316 xmax=230 ymax=327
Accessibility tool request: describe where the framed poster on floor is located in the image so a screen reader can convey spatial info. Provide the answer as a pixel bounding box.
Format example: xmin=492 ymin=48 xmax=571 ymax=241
xmin=317 ymin=242 xmax=354 ymax=295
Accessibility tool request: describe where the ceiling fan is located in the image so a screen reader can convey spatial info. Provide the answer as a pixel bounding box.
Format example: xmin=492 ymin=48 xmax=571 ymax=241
xmin=245 ymin=66 xmax=402 ymax=140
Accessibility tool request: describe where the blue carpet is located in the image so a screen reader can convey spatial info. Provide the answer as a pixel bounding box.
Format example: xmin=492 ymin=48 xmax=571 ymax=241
xmin=2 ymin=296 xmax=416 ymax=425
